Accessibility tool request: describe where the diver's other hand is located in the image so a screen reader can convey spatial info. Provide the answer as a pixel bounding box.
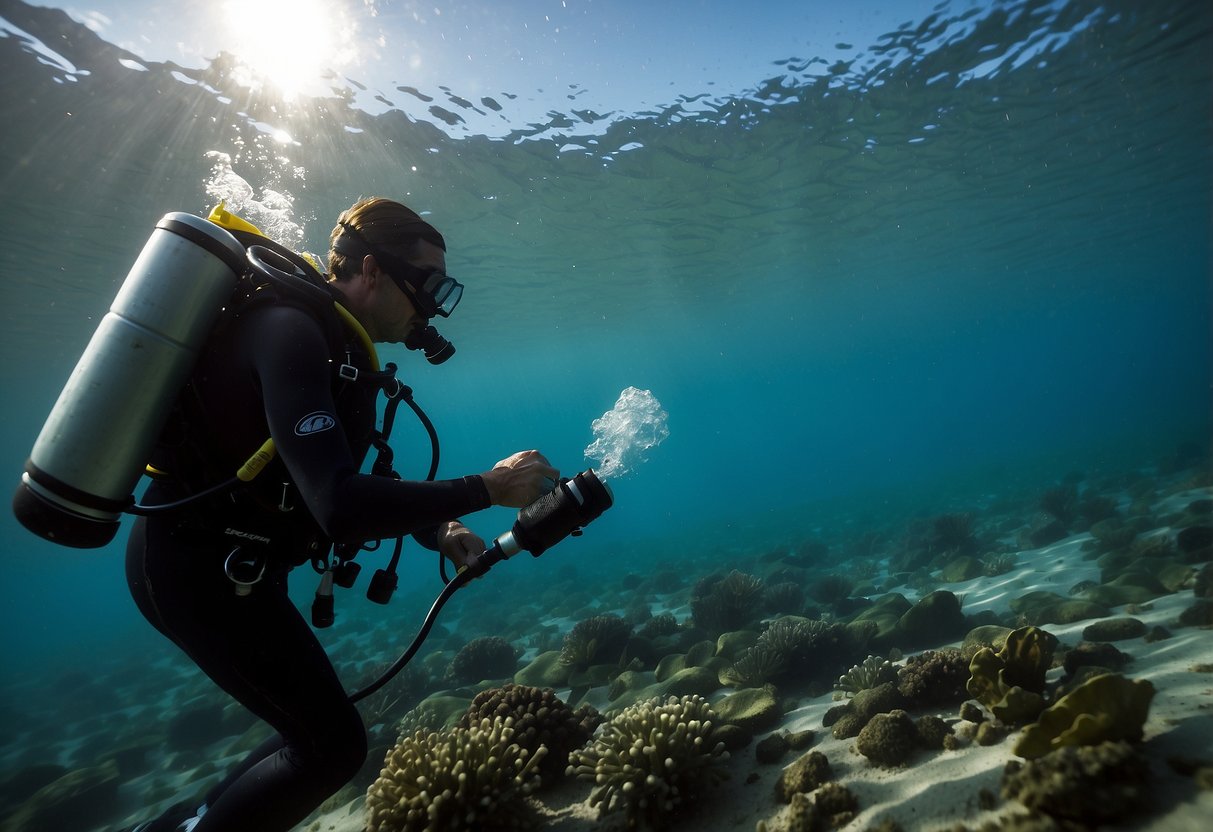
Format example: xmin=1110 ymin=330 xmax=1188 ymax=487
xmin=482 ymin=450 xmax=559 ymax=508
xmin=437 ymin=521 xmax=484 ymax=570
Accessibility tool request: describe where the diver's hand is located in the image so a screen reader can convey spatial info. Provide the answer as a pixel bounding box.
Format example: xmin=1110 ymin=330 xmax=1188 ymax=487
xmin=437 ymin=521 xmax=485 ymax=570
xmin=481 ymin=450 xmax=559 ymax=508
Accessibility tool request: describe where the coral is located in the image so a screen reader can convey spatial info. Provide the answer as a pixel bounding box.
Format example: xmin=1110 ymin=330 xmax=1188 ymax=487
xmin=1001 ymin=741 xmax=1151 ymax=823
xmin=720 ymin=643 xmax=789 ymax=689
xmin=931 ymin=513 xmax=978 ymax=554
xmin=567 ymin=695 xmax=729 ymax=829
xmin=764 ymin=581 xmax=807 ymax=615
xmin=636 ymin=612 xmax=680 ymax=640
xmin=559 ymin=614 xmax=633 ymax=669
xmin=835 ymin=655 xmax=898 ymax=697
xmin=755 ymin=616 xmax=851 ymax=684
xmin=445 ymin=636 xmax=519 ymax=684
xmin=775 ymin=749 xmax=833 ymax=803
xmin=1038 ymin=484 xmax=1079 ymax=526
xmin=690 ymin=570 xmax=765 ymax=634
xmin=458 ymin=684 xmax=603 ymax=783
xmin=365 ymin=717 xmax=545 ymax=832
xmin=855 ymin=709 xmax=919 ymax=767
xmin=966 ymin=627 xmax=1059 ymax=725
xmin=897 ymin=649 xmax=970 ymax=708
xmin=1014 ymin=673 xmax=1155 ymax=759
xmin=807 ymin=574 xmax=853 ymax=606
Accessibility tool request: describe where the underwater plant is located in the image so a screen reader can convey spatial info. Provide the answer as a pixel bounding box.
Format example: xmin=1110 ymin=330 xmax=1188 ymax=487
xmin=558 ymin=614 xmax=633 ymax=669
xmin=459 ymin=683 xmax=603 ymax=783
xmin=567 ymin=694 xmax=729 ymax=830
xmin=834 ymin=655 xmax=898 ymax=698
xmin=366 ymin=717 xmax=545 ymax=832
xmin=763 ymin=580 xmax=806 ymax=616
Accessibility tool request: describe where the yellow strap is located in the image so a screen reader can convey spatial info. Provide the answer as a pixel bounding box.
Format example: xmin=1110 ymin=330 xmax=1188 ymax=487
xmin=333 ymin=301 xmax=380 ymax=371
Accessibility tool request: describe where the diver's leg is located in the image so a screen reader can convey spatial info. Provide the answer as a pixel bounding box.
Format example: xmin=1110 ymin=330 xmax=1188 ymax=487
xmin=126 ymin=519 xmax=367 ymax=832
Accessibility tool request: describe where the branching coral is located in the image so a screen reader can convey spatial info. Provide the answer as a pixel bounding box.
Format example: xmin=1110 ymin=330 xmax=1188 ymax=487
xmin=459 ymin=683 xmax=603 ymax=783
xmin=835 ymin=655 xmax=898 ymax=698
xmin=559 ymin=614 xmax=633 ymax=669
xmin=444 ymin=636 xmax=519 ymax=684
xmin=366 ymin=717 xmax=545 ymax=832
xmin=567 ymin=695 xmax=730 ymax=829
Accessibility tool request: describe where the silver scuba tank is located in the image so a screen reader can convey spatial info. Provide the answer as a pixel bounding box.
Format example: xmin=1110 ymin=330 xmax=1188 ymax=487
xmin=13 ymin=212 xmax=248 ymax=548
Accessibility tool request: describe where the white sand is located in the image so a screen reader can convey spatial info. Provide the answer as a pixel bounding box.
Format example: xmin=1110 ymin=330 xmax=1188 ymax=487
xmin=300 ymin=487 xmax=1213 ymax=832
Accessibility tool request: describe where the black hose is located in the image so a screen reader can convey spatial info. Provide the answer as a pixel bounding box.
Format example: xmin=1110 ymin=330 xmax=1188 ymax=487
xmin=348 ymin=568 xmax=471 ymax=703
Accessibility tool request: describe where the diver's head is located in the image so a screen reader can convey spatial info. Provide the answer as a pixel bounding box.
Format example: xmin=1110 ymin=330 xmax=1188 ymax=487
xmin=329 ymin=198 xmax=460 ymax=362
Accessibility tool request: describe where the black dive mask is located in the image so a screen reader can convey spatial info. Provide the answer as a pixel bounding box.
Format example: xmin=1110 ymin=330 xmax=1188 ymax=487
xmin=334 ymin=222 xmax=463 ymax=318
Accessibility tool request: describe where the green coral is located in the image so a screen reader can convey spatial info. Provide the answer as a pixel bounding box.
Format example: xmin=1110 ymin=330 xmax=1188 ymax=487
xmin=966 ymin=626 xmax=1059 ymax=724
xmin=1014 ymin=673 xmax=1155 ymax=759
xmin=834 ymin=655 xmax=898 ymax=697
xmin=366 ymin=716 xmax=545 ymax=831
xmin=567 ymin=694 xmax=730 ymax=829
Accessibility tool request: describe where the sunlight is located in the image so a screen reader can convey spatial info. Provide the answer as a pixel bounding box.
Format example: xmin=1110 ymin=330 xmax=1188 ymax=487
xmin=219 ymin=0 xmax=358 ymax=99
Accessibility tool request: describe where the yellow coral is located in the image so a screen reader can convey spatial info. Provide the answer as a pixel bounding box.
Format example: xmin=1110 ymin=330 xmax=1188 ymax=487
xmin=966 ymin=626 xmax=1058 ymax=724
xmin=1014 ymin=673 xmax=1155 ymax=759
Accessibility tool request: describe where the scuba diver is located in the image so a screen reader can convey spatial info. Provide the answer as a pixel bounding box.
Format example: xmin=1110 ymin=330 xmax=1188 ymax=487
xmin=118 ymin=197 xmax=559 ymax=831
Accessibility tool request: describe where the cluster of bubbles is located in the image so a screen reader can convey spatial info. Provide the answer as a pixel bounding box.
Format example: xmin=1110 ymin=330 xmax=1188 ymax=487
xmin=584 ymin=387 xmax=669 ymax=481
xmin=203 ymin=148 xmax=307 ymax=250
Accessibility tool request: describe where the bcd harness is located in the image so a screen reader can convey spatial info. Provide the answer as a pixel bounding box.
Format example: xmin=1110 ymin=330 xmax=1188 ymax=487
xmin=133 ymin=208 xmax=442 ymax=623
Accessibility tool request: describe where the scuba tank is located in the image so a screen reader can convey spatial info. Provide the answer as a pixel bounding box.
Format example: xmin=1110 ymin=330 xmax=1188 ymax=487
xmin=13 ymin=212 xmax=248 ymax=548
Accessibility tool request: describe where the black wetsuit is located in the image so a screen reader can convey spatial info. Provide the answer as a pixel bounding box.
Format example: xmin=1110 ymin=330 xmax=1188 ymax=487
xmin=125 ymin=298 xmax=489 ymax=832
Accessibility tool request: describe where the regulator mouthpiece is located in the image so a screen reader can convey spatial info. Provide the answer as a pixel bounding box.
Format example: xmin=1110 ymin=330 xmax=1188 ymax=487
xmin=405 ymin=325 xmax=455 ymax=364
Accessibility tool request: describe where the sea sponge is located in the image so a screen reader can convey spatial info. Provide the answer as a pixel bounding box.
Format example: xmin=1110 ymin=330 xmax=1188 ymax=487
xmin=896 ymin=649 xmax=970 ymax=708
xmin=444 ymin=636 xmax=520 ymax=684
xmin=855 ymin=709 xmax=919 ymax=767
xmin=966 ymin=627 xmax=1059 ymax=724
xmin=835 ymin=655 xmax=898 ymax=698
xmin=458 ymin=683 xmax=603 ymax=783
xmin=567 ymin=694 xmax=730 ymax=829
xmin=1013 ymin=673 xmax=1155 ymax=759
xmin=365 ymin=716 xmax=545 ymax=832
xmin=559 ymin=614 xmax=633 ymax=669
xmin=1002 ymin=740 xmax=1151 ymax=823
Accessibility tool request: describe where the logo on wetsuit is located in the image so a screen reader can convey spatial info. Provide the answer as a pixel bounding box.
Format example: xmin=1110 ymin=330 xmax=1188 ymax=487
xmin=295 ymin=411 xmax=337 ymax=436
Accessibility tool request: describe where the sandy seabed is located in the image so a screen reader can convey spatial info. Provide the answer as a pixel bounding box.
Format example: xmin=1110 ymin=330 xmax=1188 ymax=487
xmin=298 ymin=487 xmax=1213 ymax=832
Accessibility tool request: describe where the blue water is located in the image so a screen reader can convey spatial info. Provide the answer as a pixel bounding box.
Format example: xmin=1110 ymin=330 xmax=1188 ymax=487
xmin=0 ymin=0 xmax=1209 ymax=826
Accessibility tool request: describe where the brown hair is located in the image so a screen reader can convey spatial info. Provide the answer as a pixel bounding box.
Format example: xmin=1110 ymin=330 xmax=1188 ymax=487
xmin=327 ymin=197 xmax=446 ymax=281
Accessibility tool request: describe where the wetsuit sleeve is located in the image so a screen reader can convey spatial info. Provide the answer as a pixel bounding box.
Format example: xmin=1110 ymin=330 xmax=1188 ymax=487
xmin=246 ymin=305 xmax=491 ymax=543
